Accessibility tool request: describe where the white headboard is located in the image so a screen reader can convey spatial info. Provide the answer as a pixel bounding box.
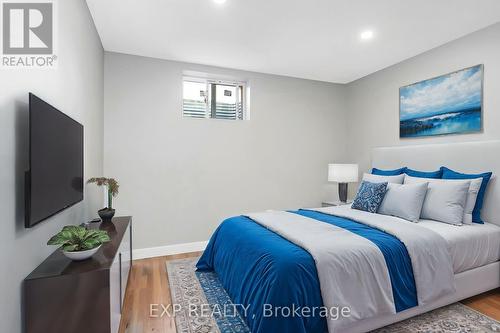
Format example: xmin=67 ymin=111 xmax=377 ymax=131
xmin=372 ymin=141 xmax=499 ymax=226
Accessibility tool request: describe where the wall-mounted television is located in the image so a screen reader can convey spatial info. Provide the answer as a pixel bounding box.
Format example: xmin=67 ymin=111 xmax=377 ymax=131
xmin=25 ymin=93 xmax=84 ymax=228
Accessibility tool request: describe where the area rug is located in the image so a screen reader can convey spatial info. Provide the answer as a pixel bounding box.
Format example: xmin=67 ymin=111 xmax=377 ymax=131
xmin=166 ymin=258 xmax=500 ymax=333
xmin=166 ymin=258 xmax=250 ymax=333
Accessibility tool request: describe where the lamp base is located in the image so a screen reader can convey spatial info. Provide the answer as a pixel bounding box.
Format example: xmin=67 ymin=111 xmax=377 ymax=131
xmin=338 ymin=183 xmax=348 ymax=203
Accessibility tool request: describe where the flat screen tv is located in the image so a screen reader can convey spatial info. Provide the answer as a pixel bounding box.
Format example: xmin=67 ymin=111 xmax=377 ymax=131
xmin=25 ymin=93 xmax=84 ymax=228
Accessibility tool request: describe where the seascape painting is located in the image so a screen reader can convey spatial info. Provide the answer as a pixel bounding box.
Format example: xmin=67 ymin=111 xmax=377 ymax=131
xmin=400 ymin=65 xmax=483 ymax=138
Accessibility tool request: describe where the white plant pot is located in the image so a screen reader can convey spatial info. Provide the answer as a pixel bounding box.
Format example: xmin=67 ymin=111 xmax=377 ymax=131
xmin=62 ymin=245 xmax=102 ymax=261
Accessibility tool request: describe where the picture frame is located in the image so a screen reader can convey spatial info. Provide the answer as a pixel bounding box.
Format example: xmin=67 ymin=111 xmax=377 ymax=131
xmin=399 ymin=64 xmax=483 ymax=138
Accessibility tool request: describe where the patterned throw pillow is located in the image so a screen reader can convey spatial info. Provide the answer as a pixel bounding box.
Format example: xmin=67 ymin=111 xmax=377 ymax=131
xmin=351 ymin=181 xmax=388 ymax=213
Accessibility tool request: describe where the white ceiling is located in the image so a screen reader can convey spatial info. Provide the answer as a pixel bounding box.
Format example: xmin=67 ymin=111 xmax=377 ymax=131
xmin=86 ymin=0 xmax=500 ymax=83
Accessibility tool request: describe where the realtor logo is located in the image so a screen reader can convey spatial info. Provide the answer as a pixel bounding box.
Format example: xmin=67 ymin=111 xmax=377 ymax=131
xmin=1 ymin=1 xmax=57 ymax=68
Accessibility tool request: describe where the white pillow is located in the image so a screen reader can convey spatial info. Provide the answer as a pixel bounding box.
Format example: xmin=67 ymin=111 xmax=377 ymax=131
xmin=457 ymin=178 xmax=482 ymax=225
xmin=404 ymin=175 xmax=481 ymax=225
xmin=363 ymin=173 xmax=405 ymax=184
xmin=404 ymin=176 xmax=470 ymax=225
xmin=378 ymin=182 xmax=429 ymax=222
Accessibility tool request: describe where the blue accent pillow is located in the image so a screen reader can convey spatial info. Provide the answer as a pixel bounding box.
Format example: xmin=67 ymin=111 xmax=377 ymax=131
xmin=372 ymin=167 xmax=406 ymax=176
xmin=405 ymin=168 xmax=442 ymax=179
xmin=441 ymin=167 xmax=493 ymax=224
xmin=352 ymin=181 xmax=388 ymax=213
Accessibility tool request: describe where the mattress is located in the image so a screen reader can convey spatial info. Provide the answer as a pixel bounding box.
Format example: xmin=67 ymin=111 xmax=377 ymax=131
xmin=417 ymin=219 xmax=500 ymax=273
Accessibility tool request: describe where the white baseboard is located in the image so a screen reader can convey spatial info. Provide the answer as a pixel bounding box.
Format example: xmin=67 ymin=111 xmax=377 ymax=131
xmin=133 ymin=240 xmax=208 ymax=260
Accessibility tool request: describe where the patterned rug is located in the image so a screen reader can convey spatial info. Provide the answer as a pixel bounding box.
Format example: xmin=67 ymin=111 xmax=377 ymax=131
xmin=166 ymin=258 xmax=500 ymax=333
xmin=373 ymin=303 xmax=500 ymax=332
xmin=166 ymin=258 xmax=249 ymax=333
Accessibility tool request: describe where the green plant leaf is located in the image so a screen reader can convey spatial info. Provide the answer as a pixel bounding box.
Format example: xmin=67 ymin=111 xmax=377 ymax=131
xmin=61 ymin=225 xmax=81 ymax=233
xmin=94 ymin=232 xmax=111 ymax=243
xmin=48 ymin=225 xmax=111 ymax=252
xmin=62 ymin=244 xmax=78 ymax=252
xmin=82 ymin=230 xmax=97 ymax=238
xmin=74 ymin=226 xmax=87 ymax=239
xmin=82 ymin=239 xmax=100 ymax=250
xmin=47 ymin=230 xmax=73 ymax=245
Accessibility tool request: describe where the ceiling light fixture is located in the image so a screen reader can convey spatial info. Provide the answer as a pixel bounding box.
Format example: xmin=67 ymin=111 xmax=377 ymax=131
xmin=360 ymin=30 xmax=374 ymax=41
xmin=213 ymin=0 xmax=227 ymax=4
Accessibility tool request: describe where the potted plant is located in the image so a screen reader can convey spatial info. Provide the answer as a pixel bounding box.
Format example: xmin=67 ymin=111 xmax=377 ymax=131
xmin=87 ymin=177 xmax=119 ymax=221
xmin=47 ymin=225 xmax=110 ymax=261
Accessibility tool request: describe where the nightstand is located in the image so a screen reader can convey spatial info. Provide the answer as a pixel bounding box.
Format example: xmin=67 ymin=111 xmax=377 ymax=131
xmin=321 ymin=200 xmax=352 ymax=207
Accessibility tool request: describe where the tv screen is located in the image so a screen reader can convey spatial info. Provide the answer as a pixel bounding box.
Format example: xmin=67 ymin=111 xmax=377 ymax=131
xmin=26 ymin=93 xmax=84 ymax=228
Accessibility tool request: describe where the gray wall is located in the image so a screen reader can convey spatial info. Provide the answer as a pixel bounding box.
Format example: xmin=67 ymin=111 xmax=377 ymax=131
xmin=2 ymin=3 xmax=498 ymax=331
xmin=105 ymin=23 xmax=500 ymax=250
xmin=104 ymin=52 xmax=348 ymax=249
xmin=346 ymin=23 xmax=500 ymax=175
xmin=0 ymin=1 xmax=104 ymax=332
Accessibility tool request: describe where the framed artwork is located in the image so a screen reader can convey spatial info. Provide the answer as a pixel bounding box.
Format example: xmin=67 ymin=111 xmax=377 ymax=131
xmin=400 ymin=64 xmax=483 ymax=138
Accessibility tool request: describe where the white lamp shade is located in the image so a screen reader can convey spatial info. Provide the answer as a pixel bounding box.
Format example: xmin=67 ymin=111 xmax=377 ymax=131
xmin=328 ymin=164 xmax=359 ymax=183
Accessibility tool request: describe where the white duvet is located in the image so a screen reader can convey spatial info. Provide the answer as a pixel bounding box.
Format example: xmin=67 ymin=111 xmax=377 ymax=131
xmin=247 ymin=205 xmax=455 ymax=333
xmin=417 ymin=219 xmax=500 ymax=273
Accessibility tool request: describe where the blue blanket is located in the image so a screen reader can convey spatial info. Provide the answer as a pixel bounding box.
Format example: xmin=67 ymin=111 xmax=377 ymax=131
xmin=197 ymin=210 xmax=417 ymax=333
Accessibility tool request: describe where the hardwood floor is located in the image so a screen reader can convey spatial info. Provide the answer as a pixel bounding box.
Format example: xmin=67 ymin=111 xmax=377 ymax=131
xmin=119 ymin=252 xmax=500 ymax=333
xmin=462 ymin=289 xmax=500 ymax=320
xmin=118 ymin=252 xmax=203 ymax=333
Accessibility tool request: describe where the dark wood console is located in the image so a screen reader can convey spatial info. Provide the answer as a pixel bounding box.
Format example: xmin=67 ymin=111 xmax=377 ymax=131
xmin=24 ymin=216 xmax=132 ymax=333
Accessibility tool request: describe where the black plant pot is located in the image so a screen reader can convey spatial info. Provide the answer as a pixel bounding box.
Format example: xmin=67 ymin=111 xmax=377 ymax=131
xmin=98 ymin=208 xmax=115 ymax=221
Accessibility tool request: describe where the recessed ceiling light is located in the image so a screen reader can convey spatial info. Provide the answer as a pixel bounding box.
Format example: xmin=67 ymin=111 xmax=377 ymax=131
xmin=360 ymin=30 xmax=374 ymax=41
xmin=213 ymin=0 xmax=227 ymax=4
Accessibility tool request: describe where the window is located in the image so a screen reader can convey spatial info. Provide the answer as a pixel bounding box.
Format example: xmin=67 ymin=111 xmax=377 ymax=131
xmin=183 ymin=77 xmax=247 ymax=120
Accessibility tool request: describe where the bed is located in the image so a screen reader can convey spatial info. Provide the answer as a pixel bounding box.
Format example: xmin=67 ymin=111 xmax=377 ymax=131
xmin=197 ymin=141 xmax=500 ymax=333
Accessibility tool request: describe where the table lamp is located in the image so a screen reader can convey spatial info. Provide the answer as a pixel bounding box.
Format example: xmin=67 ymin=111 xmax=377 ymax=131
xmin=328 ymin=164 xmax=359 ymax=203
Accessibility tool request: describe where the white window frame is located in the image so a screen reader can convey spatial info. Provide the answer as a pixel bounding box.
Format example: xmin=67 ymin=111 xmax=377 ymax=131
xmin=182 ymin=76 xmax=248 ymax=120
